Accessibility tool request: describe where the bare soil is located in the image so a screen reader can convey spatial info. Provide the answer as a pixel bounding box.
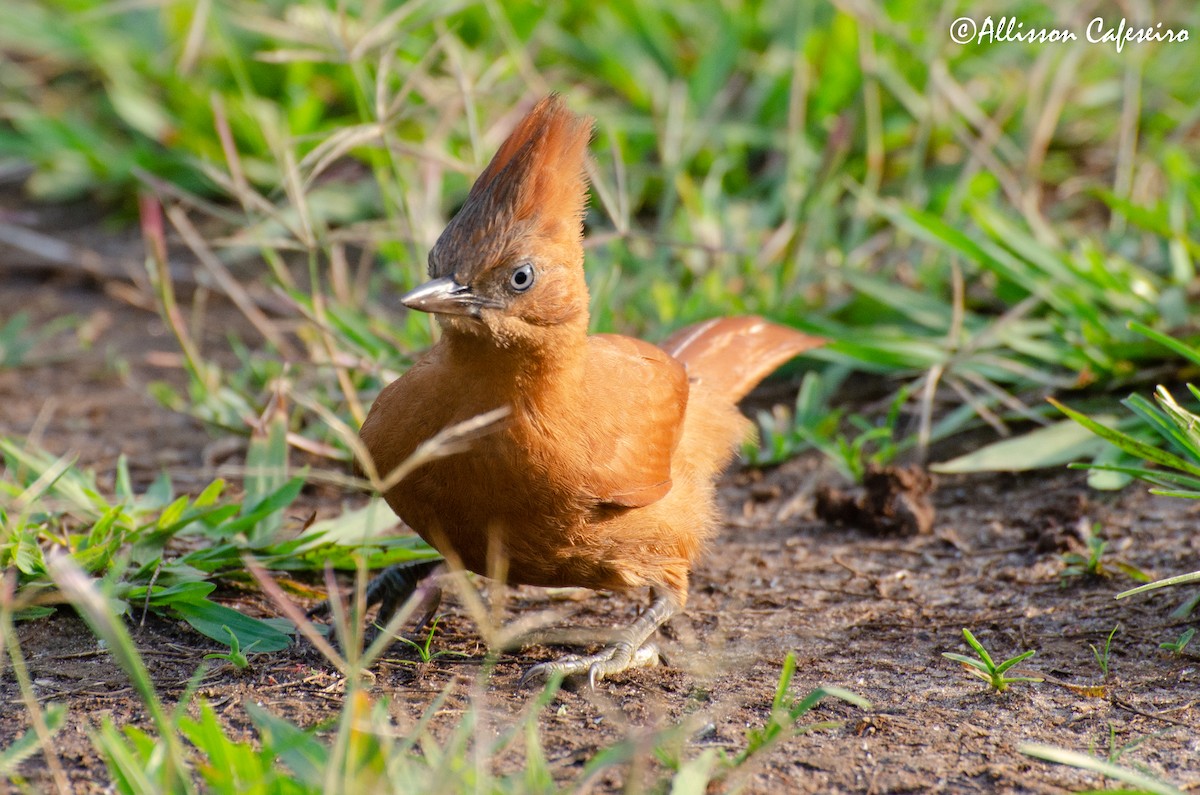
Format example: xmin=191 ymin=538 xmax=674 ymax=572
xmin=2 ymin=238 xmax=1198 ymax=793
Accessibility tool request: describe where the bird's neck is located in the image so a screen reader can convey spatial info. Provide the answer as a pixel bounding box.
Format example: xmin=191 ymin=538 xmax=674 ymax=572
xmin=441 ymin=323 xmax=587 ymax=398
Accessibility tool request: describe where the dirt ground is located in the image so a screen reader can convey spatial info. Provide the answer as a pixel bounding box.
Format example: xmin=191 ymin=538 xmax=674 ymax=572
xmin=2 ymin=232 xmax=1199 ymax=793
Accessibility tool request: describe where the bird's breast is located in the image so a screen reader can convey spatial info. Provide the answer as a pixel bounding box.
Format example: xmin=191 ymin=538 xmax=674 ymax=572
xmin=387 ymin=416 xmax=603 ymax=585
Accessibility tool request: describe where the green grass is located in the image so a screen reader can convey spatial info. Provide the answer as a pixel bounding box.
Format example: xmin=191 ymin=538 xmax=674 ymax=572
xmin=1059 ymin=523 xmax=1150 ymax=586
xmin=1090 ymin=625 xmax=1119 ymax=680
xmin=1021 ymin=742 xmax=1184 ymax=795
xmin=1159 ymin=627 xmax=1195 ymax=655
xmin=943 ymin=628 xmax=1042 ymax=693
xmin=0 ymin=416 xmax=435 ymax=653
xmin=3 ymin=0 xmax=1200 ymax=789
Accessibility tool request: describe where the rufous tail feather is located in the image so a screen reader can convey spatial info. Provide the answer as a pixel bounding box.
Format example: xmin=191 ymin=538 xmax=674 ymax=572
xmin=661 ymin=316 xmax=825 ymax=402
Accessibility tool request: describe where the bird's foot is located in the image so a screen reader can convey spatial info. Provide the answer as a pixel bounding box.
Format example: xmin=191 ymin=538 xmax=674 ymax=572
xmin=519 ymin=641 xmax=661 ymax=688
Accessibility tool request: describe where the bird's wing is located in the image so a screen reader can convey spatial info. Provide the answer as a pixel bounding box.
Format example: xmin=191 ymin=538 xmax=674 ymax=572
xmin=581 ymin=334 xmax=689 ymax=508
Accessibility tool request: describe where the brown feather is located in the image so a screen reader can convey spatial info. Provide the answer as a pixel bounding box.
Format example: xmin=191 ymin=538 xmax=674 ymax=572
xmin=429 ymin=94 xmax=593 ymax=286
xmin=580 ymin=334 xmax=688 ymax=507
xmin=662 ymin=316 xmax=826 ymax=403
xmin=360 ymin=96 xmax=825 ymax=614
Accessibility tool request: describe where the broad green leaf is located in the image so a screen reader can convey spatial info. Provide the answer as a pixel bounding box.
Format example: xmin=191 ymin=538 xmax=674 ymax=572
xmin=216 ymin=477 xmax=304 ymax=541
xmin=932 ymin=419 xmax=1114 ymax=474
xmin=157 ymin=495 xmax=189 ymax=531
xmin=193 ymin=479 xmax=226 ymax=508
xmin=14 ymin=605 xmax=56 ymax=620
xmin=294 ymin=497 xmax=401 ymax=549
xmin=172 ymin=599 xmax=291 ymax=652
xmin=125 ymin=580 xmax=216 ymax=606
xmin=15 ymin=530 xmax=42 ymax=575
xmin=245 ymin=702 xmax=328 ymax=786
xmin=143 ymin=470 xmax=174 ymax=508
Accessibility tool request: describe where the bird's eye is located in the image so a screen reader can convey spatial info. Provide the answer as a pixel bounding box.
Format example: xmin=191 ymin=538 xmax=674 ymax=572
xmin=509 ymin=262 xmax=536 ymax=293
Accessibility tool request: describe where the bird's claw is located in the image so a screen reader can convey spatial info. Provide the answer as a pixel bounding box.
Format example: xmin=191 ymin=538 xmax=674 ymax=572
xmin=519 ymin=642 xmax=660 ymax=688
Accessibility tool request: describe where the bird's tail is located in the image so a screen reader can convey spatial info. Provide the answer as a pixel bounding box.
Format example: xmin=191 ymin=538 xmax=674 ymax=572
xmin=661 ymin=316 xmax=825 ymax=402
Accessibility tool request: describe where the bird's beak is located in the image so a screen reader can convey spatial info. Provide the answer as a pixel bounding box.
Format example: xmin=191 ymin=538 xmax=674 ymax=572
xmin=400 ymin=277 xmax=487 ymax=317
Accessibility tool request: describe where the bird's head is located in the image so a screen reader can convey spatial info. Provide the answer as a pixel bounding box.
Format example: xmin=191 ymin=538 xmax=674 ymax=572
xmin=402 ymin=95 xmax=594 ymax=352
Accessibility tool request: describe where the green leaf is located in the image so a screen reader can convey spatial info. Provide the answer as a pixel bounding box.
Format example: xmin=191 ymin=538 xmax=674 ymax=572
xmin=932 ymin=419 xmax=1114 ymax=474
xmin=294 ymin=497 xmax=402 ymax=549
xmin=243 ymin=404 xmax=290 ymax=543
xmin=1020 ymin=743 xmax=1184 ymax=795
xmin=840 ymin=272 xmax=954 ymax=331
xmin=1123 ymin=393 xmax=1200 ymax=462
xmin=14 ymin=530 xmax=42 ymax=575
xmin=126 ymin=581 xmax=216 ymax=607
xmin=91 ymin=719 xmax=155 ymax=794
xmin=114 ymin=455 xmax=133 ymax=502
xmin=143 ymin=470 xmax=173 ymax=508
xmin=1116 ymin=570 xmax=1200 ymax=599
xmin=1085 ymin=443 xmax=1134 ymax=491
xmin=14 ymin=605 xmax=56 ymax=620
xmin=244 ymin=701 xmax=327 ymax=786
xmin=2 ymin=439 xmax=92 ymax=511
xmin=993 ymin=649 xmax=1036 ymax=675
xmin=961 ymin=629 xmax=994 ymax=669
xmin=670 ymin=749 xmax=719 ymax=795
xmin=1071 ymin=463 xmax=1200 ymax=494
xmin=1152 ymin=388 xmax=1200 ymax=458
xmin=1110 ymin=562 xmax=1151 ymax=582
xmin=106 ymin=80 xmax=173 ymax=141
xmin=1128 ymin=321 xmax=1200 ymax=368
xmin=1050 ymin=399 xmax=1200 ymax=477
xmin=172 ymin=599 xmax=291 ymax=653
xmin=157 ymin=495 xmax=189 ymax=531
xmin=193 ymin=479 xmax=225 ymax=508
xmin=942 ymin=653 xmax=992 ymax=674
xmin=217 ymin=477 xmax=304 ymax=541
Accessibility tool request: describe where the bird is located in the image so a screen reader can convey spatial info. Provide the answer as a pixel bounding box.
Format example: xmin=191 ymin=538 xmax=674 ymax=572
xmin=353 ymin=94 xmax=825 ymax=685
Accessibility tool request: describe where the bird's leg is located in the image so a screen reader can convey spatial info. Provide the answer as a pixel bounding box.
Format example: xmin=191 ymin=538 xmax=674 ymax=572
xmin=307 ymin=559 xmax=444 ymax=630
xmin=519 ymin=593 xmax=677 ymax=688
xmin=370 ymin=561 xmax=445 ymax=630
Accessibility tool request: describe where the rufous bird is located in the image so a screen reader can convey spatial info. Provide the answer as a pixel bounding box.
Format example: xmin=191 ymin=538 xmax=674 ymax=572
xmin=353 ymin=94 xmax=824 ymax=685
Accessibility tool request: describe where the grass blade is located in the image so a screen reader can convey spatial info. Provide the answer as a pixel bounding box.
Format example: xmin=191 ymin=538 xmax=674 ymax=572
xmin=1020 ymin=743 xmax=1183 ymax=795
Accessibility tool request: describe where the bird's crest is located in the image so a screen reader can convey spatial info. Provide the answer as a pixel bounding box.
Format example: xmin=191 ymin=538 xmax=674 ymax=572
xmin=430 ymin=95 xmax=594 ymax=279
